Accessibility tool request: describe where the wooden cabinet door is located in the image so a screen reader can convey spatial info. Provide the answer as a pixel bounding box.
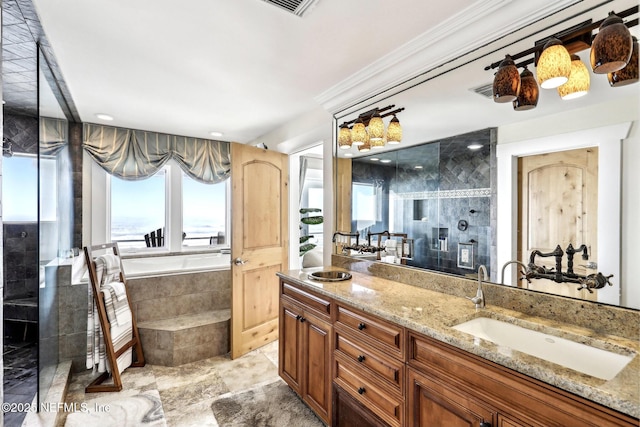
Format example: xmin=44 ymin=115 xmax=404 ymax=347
xmin=302 ymin=311 xmax=332 ymax=424
xmin=279 ymin=298 xmax=302 ymax=394
xmin=407 ymin=367 xmax=495 ymax=427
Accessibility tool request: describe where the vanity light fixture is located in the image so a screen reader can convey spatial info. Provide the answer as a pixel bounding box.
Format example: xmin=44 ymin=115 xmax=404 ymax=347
xmin=338 ymin=124 xmax=352 ymax=149
xmin=370 ymin=135 xmax=386 ymax=149
xmin=513 ymin=67 xmax=539 ymax=111
xmin=558 ymin=54 xmax=590 ymax=100
xmin=357 ymin=133 xmax=371 ymax=152
xmin=351 ymin=118 xmax=367 ymax=146
xmin=485 ymin=5 xmax=638 ymax=110
xmin=537 ymin=38 xmax=572 ymax=89
xmin=386 ymin=115 xmax=402 ymax=144
xmin=493 ymin=55 xmax=521 ymax=102
xmin=591 ymin=12 xmax=633 ymax=74
xmin=95 ymin=113 xmax=114 ymax=121
xmin=608 ymin=36 xmax=639 ymax=87
xmin=368 ymin=111 xmax=384 ymax=141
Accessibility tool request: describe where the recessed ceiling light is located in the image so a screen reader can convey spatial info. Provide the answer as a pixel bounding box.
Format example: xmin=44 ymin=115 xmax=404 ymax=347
xmin=467 ymin=143 xmax=483 ymax=150
xmin=209 ymin=131 xmax=224 ymax=137
xmin=344 ymin=153 xmax=353 ymax=157
xmin=380 ymin=159 xmax=392 ymax=163
xmin=414 ymin=165 xmax=423 ymax=169
xmin=370 ymin=158 xmax=379 ymax=161
xmin=95 ymin=113 xmax=114 ymax=121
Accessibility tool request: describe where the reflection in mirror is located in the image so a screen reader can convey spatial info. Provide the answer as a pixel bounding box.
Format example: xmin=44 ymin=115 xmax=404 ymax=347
xmin=347 ymin=129 xmax=496 ymax=278
xmin=334 ymin=0 xmax=639 ymax=310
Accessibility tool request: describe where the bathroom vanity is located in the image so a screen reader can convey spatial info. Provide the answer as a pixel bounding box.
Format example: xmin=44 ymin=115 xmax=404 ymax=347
xmin=277 ymin=267 xmax=639 ymax=427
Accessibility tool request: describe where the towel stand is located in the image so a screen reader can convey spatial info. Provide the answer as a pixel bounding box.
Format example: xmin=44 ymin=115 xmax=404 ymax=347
xmin=84 ymin=243 xmax=145 ymax=393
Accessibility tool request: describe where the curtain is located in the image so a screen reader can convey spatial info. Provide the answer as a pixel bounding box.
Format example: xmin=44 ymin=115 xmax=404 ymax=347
xmin=82 ymin=123 xmax=230 ymax=183
xmin=40 ymin=117 xmax=68 ymax=156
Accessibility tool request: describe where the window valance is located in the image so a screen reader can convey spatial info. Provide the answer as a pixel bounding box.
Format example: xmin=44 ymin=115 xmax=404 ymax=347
xmin=40 ymin=117 xmax=68 ymax=156
xmin=82 ymin=123 xmax=231 ymax=184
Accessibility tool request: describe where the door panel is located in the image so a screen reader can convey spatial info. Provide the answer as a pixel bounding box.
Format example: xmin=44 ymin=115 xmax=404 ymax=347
xmin=518 ymin=148 xmax=597 ymax=300
xmin=231 ymin=143 xmax=288 ymax=359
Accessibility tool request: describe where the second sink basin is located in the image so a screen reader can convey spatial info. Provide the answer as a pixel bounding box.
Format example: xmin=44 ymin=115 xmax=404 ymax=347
xmin=452 ymin=316 xmax=634 ymax=380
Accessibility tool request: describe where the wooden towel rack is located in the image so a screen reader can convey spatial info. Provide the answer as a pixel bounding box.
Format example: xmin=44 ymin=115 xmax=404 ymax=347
xmin=84 ymin=243 xmax=145 ymax=392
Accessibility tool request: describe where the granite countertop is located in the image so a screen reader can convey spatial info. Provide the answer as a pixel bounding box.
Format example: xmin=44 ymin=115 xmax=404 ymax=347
xmin=277 ymin=267 xmax=640 ymax=419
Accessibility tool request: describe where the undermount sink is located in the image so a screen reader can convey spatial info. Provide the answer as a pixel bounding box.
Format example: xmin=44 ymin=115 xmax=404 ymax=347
xmin=308 ymin=271 xmax=352 ymax=282
xmin=452 ymin=316 xmax=634 ymax=380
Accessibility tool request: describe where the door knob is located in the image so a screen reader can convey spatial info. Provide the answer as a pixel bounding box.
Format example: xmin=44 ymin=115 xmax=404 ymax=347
xmin=233 ymin=257 xmax=248 ymax=266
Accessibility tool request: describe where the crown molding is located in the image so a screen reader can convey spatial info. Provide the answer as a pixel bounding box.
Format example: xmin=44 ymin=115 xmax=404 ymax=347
xmin=314 ymin=0 xmax=581 ymax=115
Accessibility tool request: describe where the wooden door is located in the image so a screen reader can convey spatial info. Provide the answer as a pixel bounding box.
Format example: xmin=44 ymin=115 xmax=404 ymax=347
xmin=231 ymin=143 xmax=289 ymax=359
xmin=302 ymin=310 xmax=332 ymax=424
xmin=518 ymin=148 xmax=598 ymax=301
xmin=407 ymin=367 xmax=495 ymax=427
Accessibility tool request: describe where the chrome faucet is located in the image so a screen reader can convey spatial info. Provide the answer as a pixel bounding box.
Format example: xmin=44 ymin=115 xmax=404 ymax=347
xmin=500 ymin=260 xmax=529 ymax=285
xmin=467 ymin=265 xmax=488 ymax=309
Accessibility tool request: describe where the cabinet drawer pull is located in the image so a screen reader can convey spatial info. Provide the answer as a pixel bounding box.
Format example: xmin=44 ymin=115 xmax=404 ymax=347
xmin=358 ymin=322 xmax=366 ymax=330
xmin=357 ymin=355 xmax=366 ymax=363
xmin=300 ymin=317 xmax=306 ymax=323
xmin=357 ymin=387 xmax=366 ymax=395
xmin=295 ymin=315 xmax=301 ymax=320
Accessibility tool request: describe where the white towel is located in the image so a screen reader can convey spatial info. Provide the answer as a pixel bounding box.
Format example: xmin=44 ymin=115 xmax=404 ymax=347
xmin=110 ymin=281 xmax=127 ymax=302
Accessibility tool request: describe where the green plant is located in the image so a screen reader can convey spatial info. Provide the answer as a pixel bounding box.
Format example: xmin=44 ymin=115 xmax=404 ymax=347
xmin=300 ymin=207 xmax=323 ymax=257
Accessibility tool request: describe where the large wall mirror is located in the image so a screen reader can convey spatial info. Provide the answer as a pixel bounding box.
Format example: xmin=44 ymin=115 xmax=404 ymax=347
xmin=333 ymin=0 xmax=639 ymax=310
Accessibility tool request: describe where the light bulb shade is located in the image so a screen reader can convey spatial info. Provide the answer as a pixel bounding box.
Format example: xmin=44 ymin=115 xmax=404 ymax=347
xmin=493 ymin=55 xmax=521 ymax=103
xmin=338 ymin=124 xmax=352 ymax=149
xmin=370 ymin=136 xmax=385 ymax=149
xmin=537 ymin=38 xmax=571 ymax=89
xmin=351 ymin=119 xmax=366 ymax=146
xmin=357 ymin=133 xmax=371 ymax=152
xmin=608 ymin=36 xmax=639 ymax=87
xmin=558 ymin=55 xmax=590 ymax=100
xmin=368 ymin=113 xmax=384 ymax=141
xmin=386 ymin=116 xmax=402 ymax=144
xmin=590 ymin=13 xmax=633 ymax=74
xmin=513 ymin=67 xmax=539 ymax=111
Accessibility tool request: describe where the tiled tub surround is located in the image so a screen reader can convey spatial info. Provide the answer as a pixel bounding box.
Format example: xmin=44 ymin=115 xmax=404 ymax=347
xmin=278 ymin=261 xmax=640 ymax=419
xmin=127 ymin=269 xmax=231 ymax=366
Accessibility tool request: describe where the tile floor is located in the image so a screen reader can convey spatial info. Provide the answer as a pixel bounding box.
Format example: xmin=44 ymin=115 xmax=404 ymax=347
xmin=57 ymin=341 xmax=325 ymax=427
xmin=3 ymin=339 xmax=38 ymax=427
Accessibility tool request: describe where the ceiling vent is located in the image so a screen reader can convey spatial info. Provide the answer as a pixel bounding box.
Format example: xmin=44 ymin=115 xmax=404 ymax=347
xmin=470 ymin=82 xmax=494 ymax=99
xmin=260 ymin=0 xmax=321 ymax=17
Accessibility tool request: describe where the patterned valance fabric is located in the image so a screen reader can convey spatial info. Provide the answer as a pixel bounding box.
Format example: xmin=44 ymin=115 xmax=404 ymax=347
xmin=40 ymin=116 xmax=68 ymax=156
xmin=82 ymin=123 xmax=231 ymax=183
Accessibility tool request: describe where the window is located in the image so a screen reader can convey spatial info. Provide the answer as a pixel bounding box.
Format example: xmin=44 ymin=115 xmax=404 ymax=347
xmin=2 ymin=155 xmax=56 ymax=222
xmin=110 ymin=168 xmax=166 ymax=250
xmin=182 ymin=172 xmax=227 ymax=247
xmin=101 ymin=159 xmax=230 ymax=252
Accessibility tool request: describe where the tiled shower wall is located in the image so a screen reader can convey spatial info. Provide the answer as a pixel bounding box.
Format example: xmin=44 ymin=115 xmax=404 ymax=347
xmin=352 ymin=128 xmax=496 ymax=277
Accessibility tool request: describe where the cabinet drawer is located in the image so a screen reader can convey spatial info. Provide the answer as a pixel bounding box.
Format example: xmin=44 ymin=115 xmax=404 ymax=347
xmin=281 ymin=281 xmax=332 ymax=320
xmin=335 ymin=326 xmax=404 ymax=393
xmin=336 ymin=305 xmax=404 ymax=359
xmin=334 ymin=355 xmax=403 ymax=427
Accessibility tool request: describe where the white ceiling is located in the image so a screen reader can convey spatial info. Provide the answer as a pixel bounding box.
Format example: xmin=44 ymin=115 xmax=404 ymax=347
xmin=32 ymin=0 xmax=639 ymax=147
